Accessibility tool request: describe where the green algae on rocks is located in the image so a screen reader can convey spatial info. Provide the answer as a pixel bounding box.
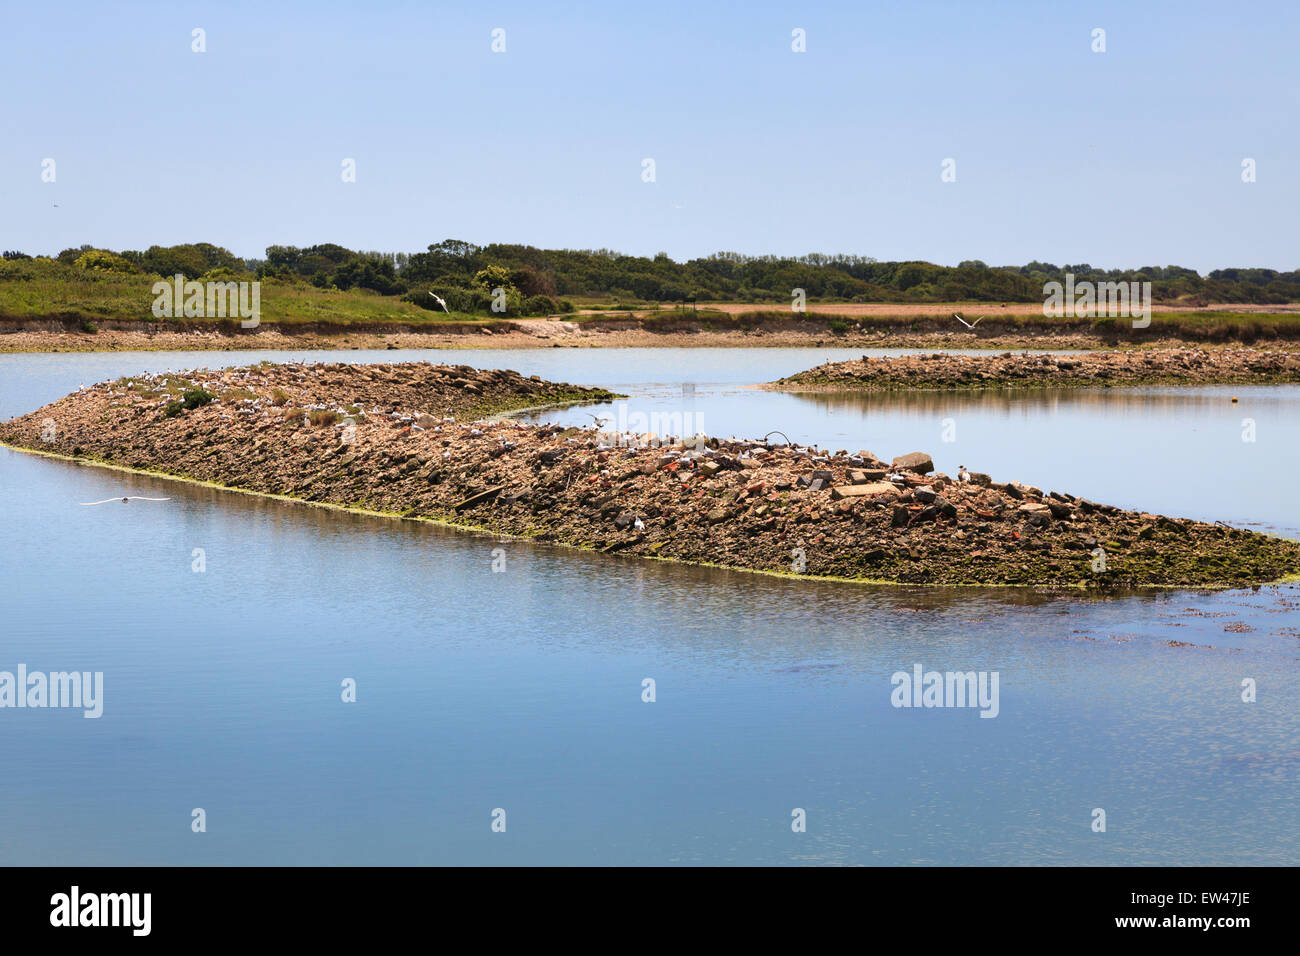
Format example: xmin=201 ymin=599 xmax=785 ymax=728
xmin=3 ymin=361 xmax=1299 ymax=589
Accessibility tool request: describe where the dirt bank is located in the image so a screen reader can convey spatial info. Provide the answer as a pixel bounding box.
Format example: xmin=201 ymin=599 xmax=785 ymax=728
xmin=3 ymin=362 xmax=1298 ymax=589
xmin=769 ymin=348 xmax=1300 ymax=391
xmin=5 ymin=310 xmax=1300 ymax=353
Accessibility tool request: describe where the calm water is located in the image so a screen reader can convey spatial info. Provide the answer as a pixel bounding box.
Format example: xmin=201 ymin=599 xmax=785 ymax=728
xmin=1 ymin=349 xmax=1297 ymax=865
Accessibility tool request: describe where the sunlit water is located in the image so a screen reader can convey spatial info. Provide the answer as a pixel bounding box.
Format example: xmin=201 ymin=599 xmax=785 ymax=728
xmin=1 ymin=349 xmax=1297 ymax=865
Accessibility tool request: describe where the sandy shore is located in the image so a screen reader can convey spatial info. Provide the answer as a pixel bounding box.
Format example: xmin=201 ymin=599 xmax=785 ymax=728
xmin=3 ymin=323 xmax=1292 ymax=354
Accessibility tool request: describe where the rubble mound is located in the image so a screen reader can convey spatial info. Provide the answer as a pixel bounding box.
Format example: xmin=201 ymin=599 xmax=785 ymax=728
xmin=3 ymin=362 xmax=1298 ymax=588
xmin=771 ymin=348 xmax=1300 ymax=391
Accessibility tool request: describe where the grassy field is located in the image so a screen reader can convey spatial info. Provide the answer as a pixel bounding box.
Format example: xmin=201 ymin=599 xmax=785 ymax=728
xmin=0 ymin=258 xmax=485 ymax=326
xmin=6 ymin=258 xmax=1300 ymax=344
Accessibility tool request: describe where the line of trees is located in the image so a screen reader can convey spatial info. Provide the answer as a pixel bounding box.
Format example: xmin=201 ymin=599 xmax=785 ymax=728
xmin=6 ymin=242 xmax=1300 ymax=307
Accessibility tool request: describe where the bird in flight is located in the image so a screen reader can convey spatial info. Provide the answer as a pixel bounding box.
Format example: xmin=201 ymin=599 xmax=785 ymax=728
xmin=582 ymin=412 xmax=612 ymax=428
xmin=80 ymin=496 xmax=171 ymax=506
xmin=427 ymin=291 xmax=450 ymax=313
xmin=953 ymin=313 xmax=984 ymax=330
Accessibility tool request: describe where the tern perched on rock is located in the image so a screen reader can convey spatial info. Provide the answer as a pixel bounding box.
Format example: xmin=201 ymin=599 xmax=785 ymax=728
xmin=80 ymin=496 xmax=171 ymax=506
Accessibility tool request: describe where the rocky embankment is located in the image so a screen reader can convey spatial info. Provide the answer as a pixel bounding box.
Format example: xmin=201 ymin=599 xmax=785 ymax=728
xmin=771 ymin=348 xmax=1300 ymax=391
xmin=3 ymin=361 xmax=1298 ymax=588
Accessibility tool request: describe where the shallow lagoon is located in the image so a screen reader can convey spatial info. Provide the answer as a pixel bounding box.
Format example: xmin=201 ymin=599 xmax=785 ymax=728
xmin=1 ymin=348 xmax=1296 ymax=865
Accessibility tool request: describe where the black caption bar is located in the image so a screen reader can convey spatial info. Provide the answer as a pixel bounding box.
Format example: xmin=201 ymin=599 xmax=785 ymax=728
xmin=0 ymin=866 xmax=1277 ymax=943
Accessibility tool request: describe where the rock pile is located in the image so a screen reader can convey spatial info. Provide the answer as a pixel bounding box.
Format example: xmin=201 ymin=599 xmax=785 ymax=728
xmin=4 ymin=361 xmax=1298 ymax=588
xmin=771 ymin=348 xmax=1300 ymax=391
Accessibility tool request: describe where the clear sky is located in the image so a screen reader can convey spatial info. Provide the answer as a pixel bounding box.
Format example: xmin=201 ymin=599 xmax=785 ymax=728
xmin=3 ymin=0 xmax=1296 ymax=272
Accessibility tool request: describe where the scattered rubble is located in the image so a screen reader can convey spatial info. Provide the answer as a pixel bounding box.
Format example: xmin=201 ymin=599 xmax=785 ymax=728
xmin=4 ymin=361 xmax=1299 ymax=589
xmin=769 ymin=348 xmax=1300 ymax=391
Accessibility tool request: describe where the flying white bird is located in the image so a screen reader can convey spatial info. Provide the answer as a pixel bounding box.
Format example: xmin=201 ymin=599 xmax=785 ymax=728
xmin=80 ymin=496 xmax=171 ymax=506
xmin=583 ymin=412 xmax=612 ymax=428
xmin=953 ymin=313 xmax=984 ymax=330
xmin=427 ymin=291 xmax=450 ymax=313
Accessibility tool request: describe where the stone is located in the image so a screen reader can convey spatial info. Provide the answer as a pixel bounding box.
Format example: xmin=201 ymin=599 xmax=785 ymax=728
xmin=913 ymin=505 xmax=939 ymax=523
xmin=891 ymin=451 xmax=934 ymax=474
xmin=1046 ymin=499 xmax=1074 ymax=520
xmin=453 ymin=486 xmax=505 ymax=511
xmin=1002 ymin=482 xmax=1024 ymax=500
xmin=698 ymin=460 xmax=722 ymax=476
xmin=914 ymin=486 xmax=937 ymax=504
xmin=1018 ymin=502 xmax=1051 ymax=527
xmin=849 ymin=468 xmax=886 ymax=484
xmin=830 ymin=481 xmax=901 ymax=501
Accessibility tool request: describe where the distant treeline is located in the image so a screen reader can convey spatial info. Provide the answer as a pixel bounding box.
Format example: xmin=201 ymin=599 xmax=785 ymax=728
xmin=5 ymin=241 xmax=1300 ymax=308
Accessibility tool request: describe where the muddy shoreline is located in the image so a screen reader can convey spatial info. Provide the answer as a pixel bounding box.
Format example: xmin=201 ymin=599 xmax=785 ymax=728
xmin=4 ymin=361 xmax=1298 ymax=589
xmin=6 ymin=312 xmax=1300 ymax=354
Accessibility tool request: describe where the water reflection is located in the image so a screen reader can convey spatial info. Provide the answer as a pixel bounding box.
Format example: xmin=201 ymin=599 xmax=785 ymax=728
xmin=2 ymin=351 xmax=1298 ymax=865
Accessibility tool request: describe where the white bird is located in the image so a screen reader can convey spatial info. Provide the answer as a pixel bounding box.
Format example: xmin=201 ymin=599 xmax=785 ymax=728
xmin=427 ymin=291 xmax=450 ymax=313
xmin=953 ymin=313 xmax=984 ymax=330
xmin=958 ymin=465 xmax=971 ymax=482
xmin=633 ymin=517 xmax=645 ymax=531
xmin=583 ymin=412 xmax=612 ymax=428
xmin=81 ymin=496 xmax=171 ymax=506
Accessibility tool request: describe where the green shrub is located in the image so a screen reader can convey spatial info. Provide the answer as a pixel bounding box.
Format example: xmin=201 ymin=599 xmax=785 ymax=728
xmin=74 ymin=249 xmax=137 ymax=273
xmin=523 ymin=294 xmax=560 ymax=316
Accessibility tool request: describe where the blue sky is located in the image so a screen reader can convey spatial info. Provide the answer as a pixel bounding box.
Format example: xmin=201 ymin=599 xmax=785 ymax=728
xmin=3 ymin=0 xmax=1296 ymax=271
